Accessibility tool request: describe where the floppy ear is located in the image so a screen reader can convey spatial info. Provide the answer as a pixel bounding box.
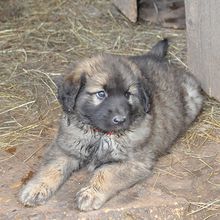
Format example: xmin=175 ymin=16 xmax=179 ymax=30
xmin=138 ymin=79 xmax=151 ymax=113
xmin=57 ymin=73 xmax=86 ymax=114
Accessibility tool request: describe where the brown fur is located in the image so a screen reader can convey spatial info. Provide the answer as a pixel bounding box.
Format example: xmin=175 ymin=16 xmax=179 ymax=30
xmin=19 ymin=40 xmax=203 ymax=211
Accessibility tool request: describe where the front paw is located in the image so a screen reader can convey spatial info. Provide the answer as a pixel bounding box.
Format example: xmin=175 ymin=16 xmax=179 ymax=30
xmin=19 ymin=181 xmax=52 ymax=207
xmin=76 ymin=186 xmax=107 ymax=211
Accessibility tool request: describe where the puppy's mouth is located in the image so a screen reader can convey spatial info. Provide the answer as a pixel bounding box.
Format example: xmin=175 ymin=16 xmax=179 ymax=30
xmin=90 ymin=120 xmax=130 ymax=134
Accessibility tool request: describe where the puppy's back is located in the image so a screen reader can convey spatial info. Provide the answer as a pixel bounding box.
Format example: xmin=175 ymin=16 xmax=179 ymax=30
xmin=131 ymin=40 xmax=203 ymax=155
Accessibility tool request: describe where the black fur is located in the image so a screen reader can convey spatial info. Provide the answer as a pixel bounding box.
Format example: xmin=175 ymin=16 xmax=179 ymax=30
xmin=58 ymin=74 xmax=86 ymax=114
xmin=138 ymin=79 xmax=151 ymax=113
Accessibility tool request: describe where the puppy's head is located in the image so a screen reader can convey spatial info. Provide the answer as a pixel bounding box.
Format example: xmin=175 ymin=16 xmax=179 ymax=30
xmin=58 ymin=54 xmax=150 ymax=132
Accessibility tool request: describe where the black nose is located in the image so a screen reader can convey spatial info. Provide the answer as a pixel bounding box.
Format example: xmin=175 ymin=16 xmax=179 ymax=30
xmin=112 ymin=115 xmax=126 ymax=124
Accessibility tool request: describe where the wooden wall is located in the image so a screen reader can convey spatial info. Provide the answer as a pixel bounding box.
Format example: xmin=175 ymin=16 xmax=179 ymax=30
xmin=185 ymin=0 xmax=220 ymax=100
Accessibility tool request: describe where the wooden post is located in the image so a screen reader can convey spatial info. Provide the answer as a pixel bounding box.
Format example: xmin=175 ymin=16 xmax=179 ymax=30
xmin=113 ymin=0 xmax=137 ymax=23
xmin=185 ymin=0 xmax=220 ymax=100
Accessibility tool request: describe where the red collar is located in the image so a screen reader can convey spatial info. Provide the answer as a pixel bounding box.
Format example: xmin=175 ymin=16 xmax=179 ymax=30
xmin=92 ymin=128 xmax=113 ymax=136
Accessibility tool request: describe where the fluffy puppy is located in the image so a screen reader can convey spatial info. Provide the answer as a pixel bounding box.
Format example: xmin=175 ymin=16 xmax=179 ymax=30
xmin=19 ymin=39 xmax=203 ymax=211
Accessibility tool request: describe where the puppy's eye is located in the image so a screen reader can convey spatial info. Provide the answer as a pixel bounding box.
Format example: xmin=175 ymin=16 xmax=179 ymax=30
xmin=125 ymin=91 xmax=131 ymax=99
xmin=96 ymin=91 xmax=107 ymax=99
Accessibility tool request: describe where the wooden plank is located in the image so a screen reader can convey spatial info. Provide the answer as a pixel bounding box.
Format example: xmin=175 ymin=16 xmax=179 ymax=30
xmin=185 ymin=0 xmax=220 ymax=100
xmin=113 ymin=0 xmax=137 ymax=22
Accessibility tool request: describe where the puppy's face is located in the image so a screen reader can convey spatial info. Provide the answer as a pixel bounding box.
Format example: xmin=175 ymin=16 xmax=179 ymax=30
xmin=58 ymin=54 xmax=150 ymax=132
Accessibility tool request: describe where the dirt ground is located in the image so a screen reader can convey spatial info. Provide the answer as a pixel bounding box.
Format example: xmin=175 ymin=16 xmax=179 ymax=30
xmin=0 ymin=0 xmax=220 ymax=219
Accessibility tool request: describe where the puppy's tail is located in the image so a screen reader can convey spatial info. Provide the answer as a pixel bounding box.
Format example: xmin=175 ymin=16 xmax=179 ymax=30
xmin=149 ymin=38 xmax=169 ymax=58
xmin=129 ymin=39 xmax=169 ymax=64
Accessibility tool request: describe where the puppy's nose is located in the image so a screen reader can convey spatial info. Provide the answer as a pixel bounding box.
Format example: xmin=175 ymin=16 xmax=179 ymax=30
xmin=112 ymin=115 xmax=126 ymax=124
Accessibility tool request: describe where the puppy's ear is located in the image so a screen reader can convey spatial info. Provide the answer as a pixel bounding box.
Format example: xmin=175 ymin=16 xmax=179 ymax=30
xmin=57 ymin=73 xmax=86 ymax=114
xmin=138 ymin=79 xmax=151 ymax=113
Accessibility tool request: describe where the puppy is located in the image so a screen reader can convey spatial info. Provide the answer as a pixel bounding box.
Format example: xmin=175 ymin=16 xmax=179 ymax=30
xmin=19 ymin=39 xmax=203 ymax=211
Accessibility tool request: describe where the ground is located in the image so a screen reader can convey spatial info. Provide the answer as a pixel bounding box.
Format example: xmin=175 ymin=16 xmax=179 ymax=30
xmin=0 ymin=0 xmax=220 ymax=219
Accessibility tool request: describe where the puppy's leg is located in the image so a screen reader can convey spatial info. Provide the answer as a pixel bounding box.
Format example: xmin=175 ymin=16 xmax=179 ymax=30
xmin=76 ymin=160 xmax=153 ymax=211
xmin=19 ymin=146 xmax=79 ymax=206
